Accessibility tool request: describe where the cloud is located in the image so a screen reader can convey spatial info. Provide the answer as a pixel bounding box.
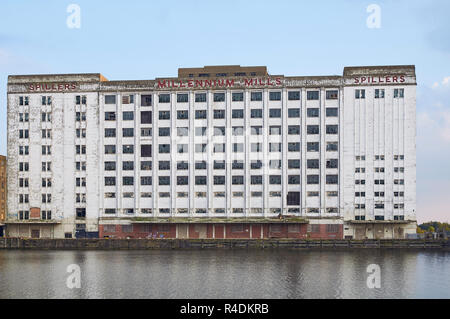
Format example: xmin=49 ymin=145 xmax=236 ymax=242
xmin=431 ymin=76 xmax=450 ymax=89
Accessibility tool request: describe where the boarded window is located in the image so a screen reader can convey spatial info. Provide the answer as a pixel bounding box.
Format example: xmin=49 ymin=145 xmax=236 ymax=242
xmin=326 ymin=224 xmax=340 ymax=233
xmin=141 ymin=145 xmax=152 ymax=157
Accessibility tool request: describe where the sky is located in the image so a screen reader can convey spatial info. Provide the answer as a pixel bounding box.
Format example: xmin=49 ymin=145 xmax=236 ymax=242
xmin=0 ymin=0 xmax=449 ymax=223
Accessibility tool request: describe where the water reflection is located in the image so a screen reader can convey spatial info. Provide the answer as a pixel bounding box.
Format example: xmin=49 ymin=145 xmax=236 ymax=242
xmin=0 ymin=250 xmax=448 ymax=299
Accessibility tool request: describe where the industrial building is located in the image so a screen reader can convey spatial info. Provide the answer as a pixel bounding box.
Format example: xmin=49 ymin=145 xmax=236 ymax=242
xmin=6 ymin=65 xmax=417 ymax=239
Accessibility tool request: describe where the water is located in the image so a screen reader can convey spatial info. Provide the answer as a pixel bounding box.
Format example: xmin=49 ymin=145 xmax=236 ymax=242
xmin=0 ymin=249 xmax=448 ymax=299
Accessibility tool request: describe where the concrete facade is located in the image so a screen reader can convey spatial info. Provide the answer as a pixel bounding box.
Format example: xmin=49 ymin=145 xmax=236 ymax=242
xmin=6 ymin=65 xmax=417 ymax=239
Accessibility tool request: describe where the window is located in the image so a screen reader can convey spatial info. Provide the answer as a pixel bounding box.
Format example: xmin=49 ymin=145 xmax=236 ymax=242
xmin=287 ymin=192 xmax=300 ymax=205
xmin=19 ymin=129 xmax=29 ymax=139
xmin=159 ymin=94 xmax=170 ymax=103
xmin=214 ymin=160 xmax=225 ymax=170
xmin=195 ymin=93 xmax=206 ymax=102
xmin=307 ymin=108 xmax=319 ymax=117
xmin=326 ymin=125 xmax=338 ymax=134
xmin=141 ymin=128 xmax=152 ymax=137
xmin=251 ymin=109 xmax=263 ymax=118
xmin=327 ymin=142 xmax=339 ymax=152
xmin=195 ymin=127 xmax=207 ymax=136
xmin=326 ymin=108 xmax=338 ymax=117
xmin=177 ymin=161 xmax=188 ymax=170
xmin=214 ymin=109 xmax=225 ymax=119
xmin=269 ymin=143 xmax=282 ymax=152
xmin=269 ymin=175 xmax=281 ymax=185
xmin=105 ymin=145 xmax=116 ymax=154
xmin=123 ymin=176 xmax=134 ymax=186
xmin=326 ymin=159 xmax=339 ymax=169
xmin=251 ymin=143 xmax=262 ymax=152
xmin=141 ymin=145 xmax=152 ymax=157
xmin=177 ymin=110 xmax=189 ymax=120
xmin=177 ymin=127 xmax=189 ymax=137
xmin=232 ymin=126 xmax=243 ymax=136
xmin=269 ymin=126 xmax=281 ymax=135
xmin=159 ymin=144 xmax=170 ymax=154
xmin=141 ymin=95 xmax=152 ymax=106
xmin=141 ymin=111 xmax=152 ymax=124
xmin=159 ymin=161 xmax=170 ymax=170
xmin=308 ymin=142 xmax=320 ymax=152
xmin=269 ymin=160 xmax=281 ymax=169
xmin=122 ymin=111 xmax=134 ymax=121
xmin=104 ymin=161 xmax=116 ymax=171
xmin=214 ymin=144 xmax=225 ymax=153
xmin=326 ymin=90 xmax=338 ymax=100
xmin=177 ymin=176 xmax=188 ymax=185
xmin=288 ymin=160 xmax=301 ymax=169
xmin=105 ymin=128 xmax=116 ymax=138
xmin=104 ymin=112 xmax=116 ymax=121
xmin=355 ymin=89 xmax=365 ymax=99
xmin=251 ymin=175 xmax=263 ymax=185
xmin=288 ymin=108 xmax=300 ymax=118
xmin=232 ymin=161 xmax=244 ymax=169
xmin=233 ymin=143 xmax=244 ymax=153
xmin=251 ymin=160 xmax=263 ymax=169
xmin=195 ymin=161 xmax=207 ymax=170
xmin=269 ymin=91 xmax=281 ymax=101
xmin=288 ymin=175 xmax=300 ymax=184
xmin=19 ymin=96 xmax=29 ymax=106
xmin=141 ymin=161 xmax=152 ymax=170
xmin=159 ymin=111 xmax=170 ymax=120
xmin=288 ymin=142 xmax=300 ymax=152
xmin=232 ymin=176 xmax=244 ymax=185
xmin=307 ymin=91 xmax=319 ymax=100
xmin=326 ymin=175 xmax=339 ymax=184
xmin=288 ymin=125 xmax=300 ymax=135
xmin=195 ymin=144 xmax=207 ymax=153
xmin=251 ymin=126 xmax=262 ymax=135
xmin=122 ymin=161 xmax=134 ymax=171
xmin=195 ymin=176 xmax=207 ymax=185
xmin=105 ymin=95 xmax=116 ymax=104
xmin=307 ymin=175 xmax=319 ymax=184
xmin=288 ymin=91 xmax=300 ymax=100
xmin=177 ymin=93 xmax=188 ymax=103
xmin=232 ymin=92 xmax=244 ymax=102
xmin=307 ymin=159 xmax=320 ymax=169
xmin=195 ymin=110 xmax=207 ymax=119
xmin=159 ymin=127 xmax=171 ymax=137
xmin=214 ymin=126 xmax=226 ymax=136
xmin=41 ymin=112 xmax=52 ymax=122
xmin=251 ymin=92 xmax=262 ymax=101
xmin=214 ymin=176 xmax=225 ymax=185
xmin=178 ymin=144 xmax=188 ymax=153
xmin=269 ymin=108 xmax=281 ymax=118
xmin=394 ymin=89 xmax=404 ymax=98
xmin=105 ymin=177 xmax=116 ymax=186
xmin=214 ymin=93 xmax=225 ymax=102
xmin=42 ymin=145 xmax=52 ymax=155
xmin=375 ymin=89 xmax=385 ymax=99
xmin=232 ymin=109 xmax=244 ymax=118
xmin=123 ymin=145 xmax=134 ymax=154
xmin=159 ymin=176 xmax=170 ymax=185
xmin=307 ymin=125 xmax=319 ymax=134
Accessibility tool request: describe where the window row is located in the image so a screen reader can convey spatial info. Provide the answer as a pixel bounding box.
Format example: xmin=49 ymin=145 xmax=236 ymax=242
xmin=104 ymin=90 xmax=338 ymax=105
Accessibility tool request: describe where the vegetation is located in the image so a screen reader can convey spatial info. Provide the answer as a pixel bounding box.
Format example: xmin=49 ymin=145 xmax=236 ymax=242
xmin=418 ymin=222 xmax=450 ymax=233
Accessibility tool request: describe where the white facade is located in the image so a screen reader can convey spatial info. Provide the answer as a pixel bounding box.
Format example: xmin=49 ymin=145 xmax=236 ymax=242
xmin=6 ymin=66 xmax=417 ymax=239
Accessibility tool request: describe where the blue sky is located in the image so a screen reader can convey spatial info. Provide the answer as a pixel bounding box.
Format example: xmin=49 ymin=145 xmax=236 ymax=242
xmin=1 ymin=0 xmax=449 ymax=223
